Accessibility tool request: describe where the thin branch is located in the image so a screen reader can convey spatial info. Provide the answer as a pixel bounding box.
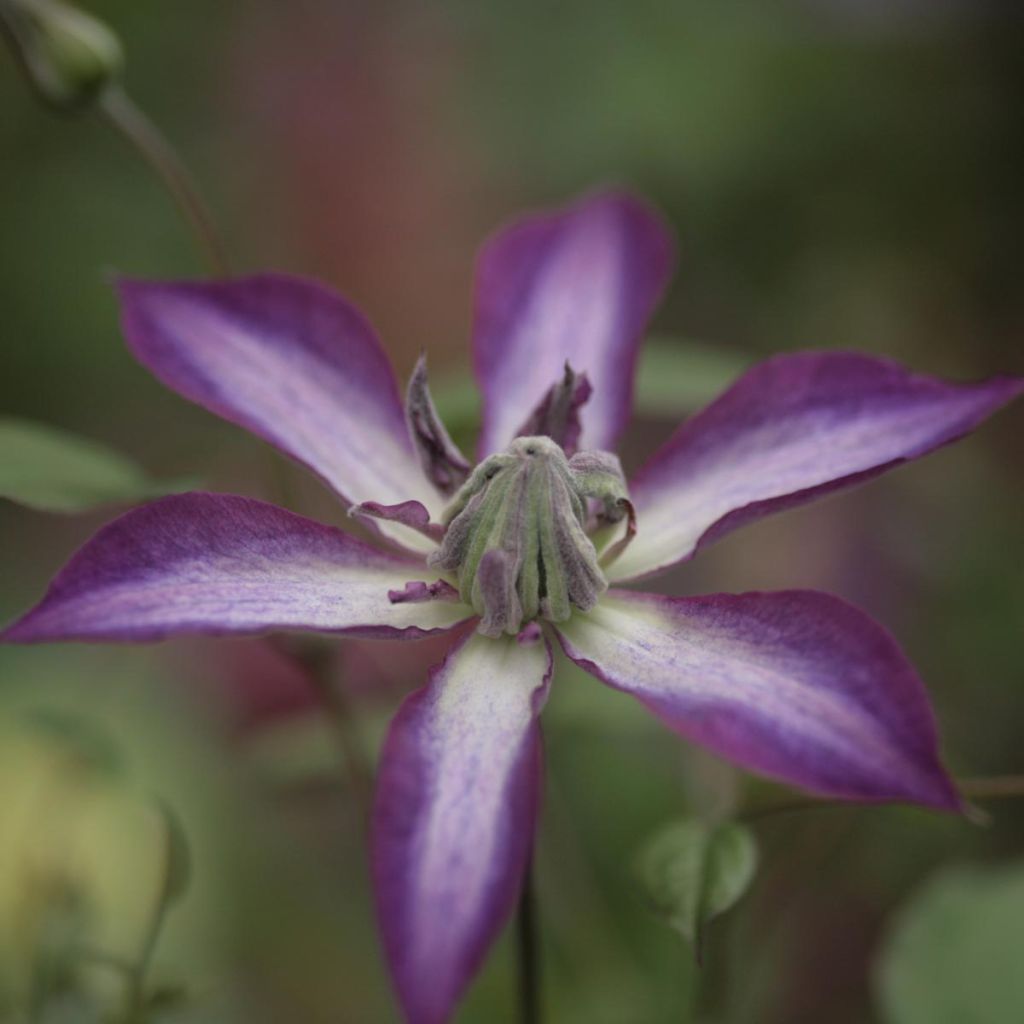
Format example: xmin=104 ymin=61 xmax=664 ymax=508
xmin=268 ymin=636 xmax=373 ymax=831
xmin=742 ymin=773 xmax=1024 ymax=824
xmin=957 ymin=774 xmax=1024 ymax=800
xmin=516 ymin=860 xmax=542 ymax=1024
xmin=99 ymin=86 xmax=230 ymax=276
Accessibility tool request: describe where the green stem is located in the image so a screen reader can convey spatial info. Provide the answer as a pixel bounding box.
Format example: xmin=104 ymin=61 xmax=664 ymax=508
xmin=309 ymin=667 xmax=373 ymax=828
xmin=958 ymin=774 xmax=1024 ymax=800
xmin=516 ymin=859 xmax=542 ymax=1024
xmin=98 ymin=86 xmax=230 ymax=276
xmin=742 ymin=773 xmax=1024 ymax=824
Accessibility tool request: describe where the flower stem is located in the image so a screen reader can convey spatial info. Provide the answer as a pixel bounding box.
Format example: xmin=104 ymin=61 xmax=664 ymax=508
xmin=269 ymin=636 xmax=373 ymax=829
xmin=742 ymin=773 xmax=1024 ymax=824
xmin=98 ymin=86 xmax=231 ymax=276
xmin=308 ymin=665 xmax=374 ymax=828
xmin=516 ymin=859 xmax=542 ymax=1024
xmin=958 ymin=774 xmax=1024 ymax=800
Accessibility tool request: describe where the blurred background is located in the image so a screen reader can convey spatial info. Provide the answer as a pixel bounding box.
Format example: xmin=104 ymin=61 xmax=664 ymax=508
xmin=1 ymin=1 xmax=1022 ymax=1022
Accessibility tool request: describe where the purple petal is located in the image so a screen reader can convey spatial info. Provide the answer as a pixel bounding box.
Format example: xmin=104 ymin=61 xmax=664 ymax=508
xmin=613 ymin=352 xmax=1023 ymax=581
xmin=473 ymin=190 xmax=674 ymax=457
xmin=2 ymin=493 xmax=472 ymax=643
xmin=116 ymin=275 xmax=442 ymax=550
xmin=350 ymin=500 xmax=445 ymax=543
xmin=557 ymin=589 xmax=959 ymax=810
xmin=373 ymin=630 xmax=552 ymax=1024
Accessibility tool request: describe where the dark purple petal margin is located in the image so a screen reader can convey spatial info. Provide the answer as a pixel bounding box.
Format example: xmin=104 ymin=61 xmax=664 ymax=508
xmin=613 ymin=352 xmax=1022 ymax=581
xmin=557 ymin=588 xmax=960 ymax=810
xmin=473 ymin=190 xmax=674 ymax=457
xmin=3 ymin=493 xmax=472 ymax=643
xmin=373 ymin=630 xmax=552 ymax=1024
xmin=117 ymin=275 xmax=443 ymax=548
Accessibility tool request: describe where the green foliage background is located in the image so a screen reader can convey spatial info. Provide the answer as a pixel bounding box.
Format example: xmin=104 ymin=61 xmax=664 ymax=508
xmin=1 ymin=2 xmax=1022 ymax=1021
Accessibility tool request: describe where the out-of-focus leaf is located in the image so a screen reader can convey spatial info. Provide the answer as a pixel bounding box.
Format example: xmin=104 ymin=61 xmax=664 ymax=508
xmin=0 ymin=418 xmax=191 ymax=512
xmin=36 ymin=991 xmax=102 ymax=1024
xmin=21 ymin=708 xmax=124 ymax=778
xmin=635 ymin=817 xmax=757 ymax=959
xmin=428 ymin=370 xmax=481 ymax=433
xmin=876 ymin=861 xmax=1024 ymax=1024
xmin=634 ymin=337 xmax=750 ymax=418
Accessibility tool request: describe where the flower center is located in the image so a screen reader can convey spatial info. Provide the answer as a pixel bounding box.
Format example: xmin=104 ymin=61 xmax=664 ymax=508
xmin=429 ymin=436 xmax=631 ymax=637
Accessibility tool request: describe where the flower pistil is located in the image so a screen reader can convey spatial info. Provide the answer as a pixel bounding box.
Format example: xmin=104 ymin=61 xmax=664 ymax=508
xmin=429 ymin=435 xmax=629 ymax=637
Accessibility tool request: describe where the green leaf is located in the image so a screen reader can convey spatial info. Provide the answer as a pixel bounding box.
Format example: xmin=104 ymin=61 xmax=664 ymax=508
xmin=634 ymin=337 xmax=750 ymax=418
xmin=0 ymin=418 xmax=191 ymax=512
xmin=635 ymin=817 xmax=758 ymax=960
xmin=876 ymin=860 xmax=1024 ymax=1024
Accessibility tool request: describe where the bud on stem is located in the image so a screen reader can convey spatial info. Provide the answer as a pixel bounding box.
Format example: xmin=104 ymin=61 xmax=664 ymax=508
xmin=0 ymin=0 xmax=122 ymax=109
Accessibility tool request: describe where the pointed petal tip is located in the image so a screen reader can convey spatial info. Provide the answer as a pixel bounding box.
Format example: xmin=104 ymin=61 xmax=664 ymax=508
xmin=616 ymin=352 xmax=1024 ymax=582
xmin=557 ymin=588 xmax=961 ymax=813
xmin=474 ymin=186 xmax=675 ymax=456
xmin=373 ymin=632 xmax=551 ymax=1024
xmin=1 ymin=492 xmax=472 ymax=646
xmin=112 ymin=273 xmax=444 ymax=537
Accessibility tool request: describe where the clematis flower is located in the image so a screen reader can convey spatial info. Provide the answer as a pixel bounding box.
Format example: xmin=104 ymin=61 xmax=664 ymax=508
xmin=4 ymin=191 xmax=1021 ymax=1024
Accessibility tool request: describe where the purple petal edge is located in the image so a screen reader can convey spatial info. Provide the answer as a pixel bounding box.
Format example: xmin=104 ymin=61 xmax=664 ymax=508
xmin=2 ymin=493 xmax=472 ymax=644
xmin=115 ymin=275 xmax=443 ymax=540
xmin=373 ymin=631 xmax=552 ymax=1024
xmin=557 ymin=588 xmax=961 ymax=811
xmin=473 ymin=189 xmax=674 ymax=457
xmin=613 ymin=352 xmax=1023 ymax=582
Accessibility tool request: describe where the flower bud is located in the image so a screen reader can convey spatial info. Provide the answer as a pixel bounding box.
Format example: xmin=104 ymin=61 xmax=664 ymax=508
xmin=430 ymin=436 xmax=631 ymax=637
xmin=1 ymin=0 xmax=122 ymax=109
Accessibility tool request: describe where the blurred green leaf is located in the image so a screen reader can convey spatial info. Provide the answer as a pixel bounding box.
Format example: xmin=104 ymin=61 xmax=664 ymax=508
xmin=20 ymin=707 xmax=125 ymax=777
xmin=876 ymin=861 xmax=1024 ymax=1024
xmin=429 ymin=370 xmax=480 ymax=432
xmin=0 ymin=418 xmax=191 ymax=512
xmin=635 ymin=817 xmax=757 ymax=959
xmin=36 ymin=991 xmax=102 ymax=1024
xmin=634 ymin=337 xmax=749 ymax=418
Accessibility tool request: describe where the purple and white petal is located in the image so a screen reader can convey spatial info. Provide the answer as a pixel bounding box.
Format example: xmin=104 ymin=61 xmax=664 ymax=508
xmin=373 ymin=631 xmax=552 ymax=1024
xmin=557 ymin=589 xmax=959 ymax=810
xmin=2 ymin=493 xmax=473 ymax=644
xmin=117 ymin=275 xmax=441 ymax=550
xmin=612 ymin=352 xmax=1023 ymax=581
xmin=473 ymin=190 xmax=674 ymax=457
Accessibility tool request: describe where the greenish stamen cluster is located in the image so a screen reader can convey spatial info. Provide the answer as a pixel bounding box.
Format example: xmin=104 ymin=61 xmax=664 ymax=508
xmin=429 ymin=436 xmax=631 ymax=638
